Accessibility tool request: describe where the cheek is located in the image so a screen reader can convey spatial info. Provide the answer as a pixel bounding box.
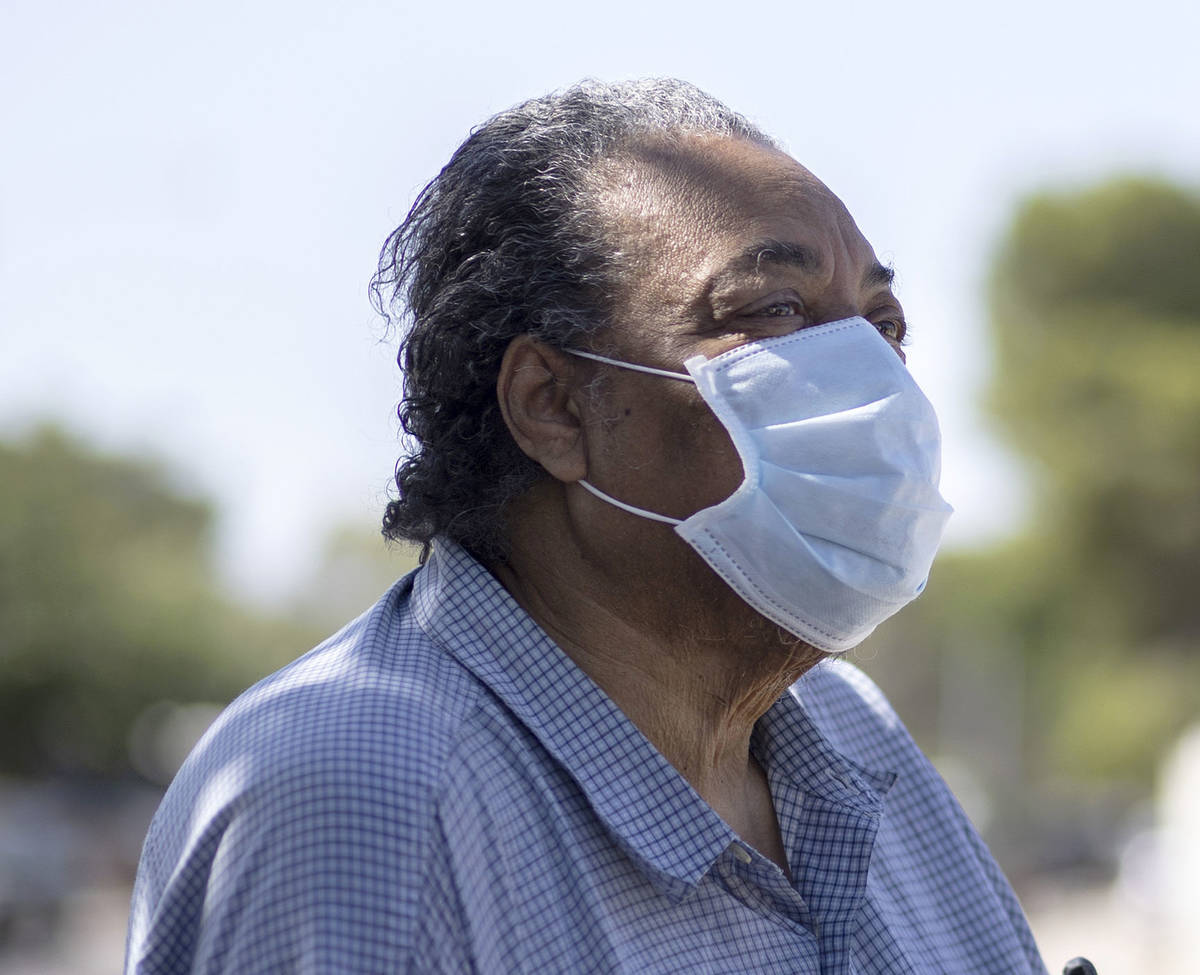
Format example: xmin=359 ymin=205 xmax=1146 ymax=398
xmin=587 ymin=382 xmax=743 ymax=519
xmin=659 ymin=396 xmax=744 ymax=509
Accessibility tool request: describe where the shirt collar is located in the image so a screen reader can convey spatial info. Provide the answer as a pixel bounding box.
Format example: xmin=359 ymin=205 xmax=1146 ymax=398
xmin=755 ymin=680 xmax=897 ymax=814
xmin=412 ymin=539 xmax=894 ymax=903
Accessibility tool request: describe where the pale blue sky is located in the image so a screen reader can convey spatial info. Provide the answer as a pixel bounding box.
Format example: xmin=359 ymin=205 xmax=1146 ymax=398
xmin=3 ymin=0 xmax=1198 ymax=603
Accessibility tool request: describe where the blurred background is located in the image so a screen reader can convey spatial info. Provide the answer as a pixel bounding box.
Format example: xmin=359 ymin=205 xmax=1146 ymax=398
xmin=2 ymin=1 xmax=1198 ymax=971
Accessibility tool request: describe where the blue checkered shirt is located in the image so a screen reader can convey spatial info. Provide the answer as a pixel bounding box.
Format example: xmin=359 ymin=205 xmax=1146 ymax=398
xmin=126 ymin=539 xmax=1047 ymax=973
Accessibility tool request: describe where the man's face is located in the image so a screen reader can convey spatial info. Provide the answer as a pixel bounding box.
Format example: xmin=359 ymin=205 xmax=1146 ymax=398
xmin=576 ymin=135 xmax=907 ymax=527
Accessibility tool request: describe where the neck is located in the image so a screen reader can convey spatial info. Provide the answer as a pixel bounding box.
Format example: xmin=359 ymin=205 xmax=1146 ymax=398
xmin=490 ymin=486 xmax=824 ymax=806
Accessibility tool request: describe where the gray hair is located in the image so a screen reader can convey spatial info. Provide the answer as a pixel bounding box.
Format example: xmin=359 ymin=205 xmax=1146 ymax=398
xmin=371 ymin=78 xmax=775 ymax=562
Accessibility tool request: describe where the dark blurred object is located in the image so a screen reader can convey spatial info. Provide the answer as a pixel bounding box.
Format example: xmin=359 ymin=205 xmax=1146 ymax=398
xmin=1062 ymin=956 xmax=1098 ymax=975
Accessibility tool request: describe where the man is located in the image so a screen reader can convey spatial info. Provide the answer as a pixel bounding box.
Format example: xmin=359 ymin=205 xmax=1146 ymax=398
xmin=126 ymin=80 xmax=1048 ymax=973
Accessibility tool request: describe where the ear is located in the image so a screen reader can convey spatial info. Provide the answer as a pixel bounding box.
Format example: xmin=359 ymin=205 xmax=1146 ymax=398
xmin=497 ymin=335 xmax=588 ymax=483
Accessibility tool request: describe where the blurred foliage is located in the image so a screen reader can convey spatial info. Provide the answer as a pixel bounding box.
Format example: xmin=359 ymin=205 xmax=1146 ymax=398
xmin=0 ymin=426 xmax=323 ymax=778
xmin=989 ymin=178 xmax=1200 ymax=648
xmin=864 ymin=177 xmax=1200 ymax=810
xmin=986 ymin=176 xmax=1200 ymax=783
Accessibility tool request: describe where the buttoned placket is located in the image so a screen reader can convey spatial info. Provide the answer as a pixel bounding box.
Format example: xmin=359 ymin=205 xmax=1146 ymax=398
xmin=717 ymin=839 xmax=818 ymax=930
xmin=754 ymin=732 xmax=892 ymax=975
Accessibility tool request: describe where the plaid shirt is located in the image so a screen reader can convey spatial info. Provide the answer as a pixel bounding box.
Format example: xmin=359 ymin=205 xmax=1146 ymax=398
xmin=126 ymin=539 xmax=1047 ymax=974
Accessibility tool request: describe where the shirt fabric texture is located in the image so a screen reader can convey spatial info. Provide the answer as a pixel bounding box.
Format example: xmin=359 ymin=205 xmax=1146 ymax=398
xmin=125 ymin=539 xmax=1048 ymax=974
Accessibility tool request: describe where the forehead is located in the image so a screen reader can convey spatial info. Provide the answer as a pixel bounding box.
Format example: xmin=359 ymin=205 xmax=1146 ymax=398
xmin=592 ymin=135 xmax=875 ymax=302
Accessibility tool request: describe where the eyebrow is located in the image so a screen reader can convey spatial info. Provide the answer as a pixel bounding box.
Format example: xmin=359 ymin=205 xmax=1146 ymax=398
xmin=714 ymin=237 xmax=896 ymax=289
xmin=725 ymin=239 xmax=820 ymax=277
xmin=864 ymin=260 xmax=895 ymax=288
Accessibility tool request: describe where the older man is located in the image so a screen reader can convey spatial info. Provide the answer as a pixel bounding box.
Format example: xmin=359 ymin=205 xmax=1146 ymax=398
xmin=126 ymin=80 xmax=1047 ymax=973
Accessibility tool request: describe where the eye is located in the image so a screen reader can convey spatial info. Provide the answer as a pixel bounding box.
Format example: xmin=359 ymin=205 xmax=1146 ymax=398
xmin=750 ymin=297 xmax=805 ymax=318
xmin=873 ymin=318 xmax=907 ymax=343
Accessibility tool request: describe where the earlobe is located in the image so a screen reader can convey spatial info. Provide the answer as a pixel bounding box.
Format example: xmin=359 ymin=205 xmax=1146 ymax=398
xmin=497 ymin=335 xmax=588 ymax=483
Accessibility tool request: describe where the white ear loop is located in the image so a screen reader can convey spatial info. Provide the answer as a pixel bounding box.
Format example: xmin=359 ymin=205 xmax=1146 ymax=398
xmin=577 ymin=479 xmax=683 ymax=526
xmin=564 ymin=347 xmax=695 ymax=526
xmin=565 ymin=348 xmax=694 ymax=382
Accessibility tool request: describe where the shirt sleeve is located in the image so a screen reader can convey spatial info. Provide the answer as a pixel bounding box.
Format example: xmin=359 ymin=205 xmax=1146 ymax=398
xmin=122 ymin=655 xmax=476 ymax=975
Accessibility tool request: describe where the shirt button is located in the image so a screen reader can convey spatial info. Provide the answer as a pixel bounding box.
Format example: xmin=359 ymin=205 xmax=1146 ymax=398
xmin=730 ymin=843 xmax=753 ymax=864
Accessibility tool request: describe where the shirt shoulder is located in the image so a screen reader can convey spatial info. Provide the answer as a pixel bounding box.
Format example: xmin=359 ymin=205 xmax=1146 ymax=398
xmin=790 ymin=657 xmax=912 ymax=764
xmin=127 ymin=573 xmax=485 ymax=974
xmin=185 ymin=571 xmax=484 ymax=809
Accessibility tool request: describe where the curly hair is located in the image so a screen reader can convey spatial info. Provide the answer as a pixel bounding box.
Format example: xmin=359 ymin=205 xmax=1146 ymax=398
xmin=371 ymin=78 xmax=773 ymax=563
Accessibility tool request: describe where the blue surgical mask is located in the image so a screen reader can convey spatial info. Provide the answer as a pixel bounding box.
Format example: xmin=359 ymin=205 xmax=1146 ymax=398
xmin=567 ymin=316 xmax=953 ymax=652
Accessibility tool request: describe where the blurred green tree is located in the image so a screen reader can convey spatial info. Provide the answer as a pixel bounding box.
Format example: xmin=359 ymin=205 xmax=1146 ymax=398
xmin=986 ymin=177 xmax=1200 ymax=783
xmin=0 ymin=426 xmax=322 ymax=777
xmin=864 ymin=177 xmax=1200 ymax=804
